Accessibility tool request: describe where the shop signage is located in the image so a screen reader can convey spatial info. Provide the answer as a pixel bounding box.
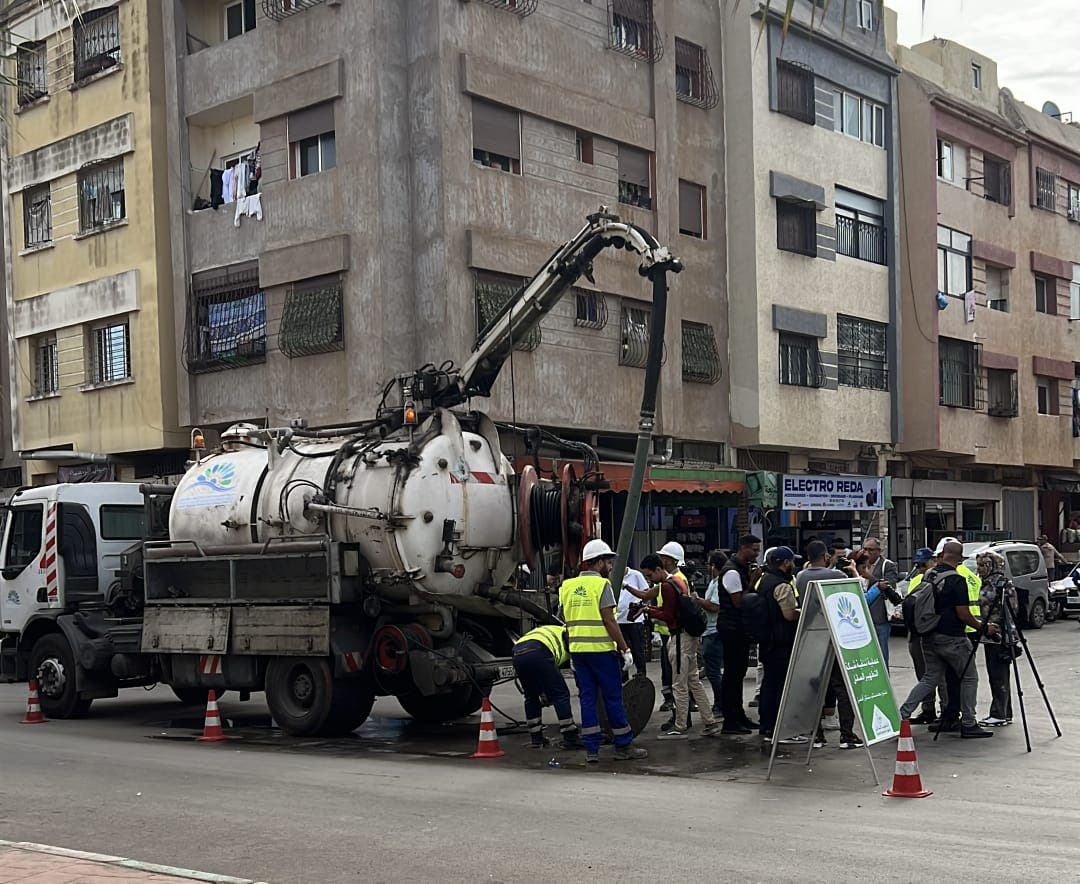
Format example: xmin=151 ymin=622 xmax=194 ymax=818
xmin=782 ymin=474 xmax=884 ymax=511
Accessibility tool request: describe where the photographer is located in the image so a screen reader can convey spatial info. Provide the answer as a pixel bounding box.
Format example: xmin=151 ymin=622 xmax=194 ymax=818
xmin=855 ymin=552 xmax=902 ymax=669
xmin=975 ymin=550 xmax=1019 ymax=727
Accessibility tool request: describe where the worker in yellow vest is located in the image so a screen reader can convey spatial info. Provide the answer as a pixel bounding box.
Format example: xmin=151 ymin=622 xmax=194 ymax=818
xmin=931 ymin=536 xmax=982 ymax=732
xmin=512 ymin=624 xmax=584 ymax=749
xmin=559 ymin=539 xmax=648 ymax=763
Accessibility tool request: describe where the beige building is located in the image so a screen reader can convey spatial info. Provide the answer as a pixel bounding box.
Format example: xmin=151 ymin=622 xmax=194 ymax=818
xmin=1 ymin=0 xmax=186 ymax=483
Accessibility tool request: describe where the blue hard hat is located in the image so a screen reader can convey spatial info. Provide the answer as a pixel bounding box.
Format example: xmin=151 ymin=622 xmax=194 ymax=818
xmin=913 ymin=547 xmax=934 ymax=564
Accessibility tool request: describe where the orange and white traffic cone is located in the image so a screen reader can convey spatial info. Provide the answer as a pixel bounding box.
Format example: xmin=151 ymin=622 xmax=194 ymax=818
xmin=20 ymin=679 xmax=47 ymax=725
xmin=884 ymin=719 xmax=932 ymax=798
xmin=196 ymin=690 xmax=228 ymax=743
xmin=470 ymin=697 xmax=505 ymax=758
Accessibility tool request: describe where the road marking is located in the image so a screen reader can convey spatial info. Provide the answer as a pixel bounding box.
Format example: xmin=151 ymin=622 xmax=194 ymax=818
xmin=0 ymin=840 xmax=271 ymax=883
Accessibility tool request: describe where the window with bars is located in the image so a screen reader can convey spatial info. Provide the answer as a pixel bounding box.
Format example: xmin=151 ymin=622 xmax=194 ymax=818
xmin=23 ymin=184 xmax=51 ymax=248
xmin=936 ymin=225 xmax=971 ymax=297
xmin=986 ymin=369 xmax=1018 ymax=418
xmin=1069 ymin=183 xmax=1080 ymax=220
xmin=574 ymin=289 xmax=608 ymax=329
xmin=618 ymin=145 xmax=652 ymax=210
xmin=674 ymin=38 xmax=718 ymax=109
xmin=983 ymin=155 xmax=1011 ymax=205
xmin=837 ymin=315 xmax=887 ymax=390
xmin=776 ymin=199 xmax=817 ymax=257
xmin=681 ymin=322 xmax=721 ymax=384
xmin=88 ymin=320 xmax=131 ymax=385
xmin=776 ymin=59 xmax=815 ymax=124
xmin=778 ymin=333 xmax=824 ymax=388
xmin=474 ymin=273 xmax=539 ymax=352
xmin=74 ymin=7 xmax=121 ymax=83
xmin=474 ymin=0 xmax=538 ymax=16
xmin=835 ymin=189 xmax=885 ymax=264
xmin=279 ymin=275 xmax=344 ymax=358
xmin=78 ymin=159 xmax=125 ymax=232
xmin=32 ymin=335 xmax=59 ymax=396
xmin=939 ymin=337 xmax=980 ymax=409
xmin=261 ymin=0 xmax=326 ymax=22
xmin=185 ymin=264 xmax=267 ymax=373
xmin=16 ymin=41 xmax=47 ymax=106
xmin=619 ymin=303 xmax=650 ymax=368
xmin=1036 ymin=167 xmax=1056 ymax=211
xmin=608 ymin=0 xmax=661 ymax=63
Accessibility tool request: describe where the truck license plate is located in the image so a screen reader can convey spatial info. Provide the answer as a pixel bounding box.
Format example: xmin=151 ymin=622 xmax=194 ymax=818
xmin=498 ymin=664 xmax=516 ymax=679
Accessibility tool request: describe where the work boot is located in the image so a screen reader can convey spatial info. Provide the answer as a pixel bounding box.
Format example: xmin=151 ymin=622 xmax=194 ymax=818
xmin=929 ymin=719 xmax=961 ymax=733
xmin=960 ymin=725 xmax=993 ymax=739
xmin=614 ymin=743 xmax=648 ymax=760
xmin=910 ymin=710 xmax=938 ymax=725
xmin=529 ymin=732 xmax=550 ymax=749
xmin=659 ymin=695 xmax=674 ymax=713
xmin=559 ymin=727 xmax=584 ymax=750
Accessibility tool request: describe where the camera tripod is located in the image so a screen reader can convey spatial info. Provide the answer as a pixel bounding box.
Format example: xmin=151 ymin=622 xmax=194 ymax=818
xmin=934 ymin=591 xmax=1061 ymax=752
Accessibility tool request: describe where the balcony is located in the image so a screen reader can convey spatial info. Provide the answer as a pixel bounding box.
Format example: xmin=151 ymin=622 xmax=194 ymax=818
xmin=835 ymin=215 xmax=886 ymax=265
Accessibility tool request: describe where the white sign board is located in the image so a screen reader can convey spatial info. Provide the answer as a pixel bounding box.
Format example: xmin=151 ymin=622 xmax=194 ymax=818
xmin=782 ymin=475 xmax=884 ymax=511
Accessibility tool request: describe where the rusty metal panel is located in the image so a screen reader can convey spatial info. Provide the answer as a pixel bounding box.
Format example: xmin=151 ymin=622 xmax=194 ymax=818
xmin=141 ymin=606 xmax=230 ymax=654
xmin=230 ymin=606 xmax=330 ymax=655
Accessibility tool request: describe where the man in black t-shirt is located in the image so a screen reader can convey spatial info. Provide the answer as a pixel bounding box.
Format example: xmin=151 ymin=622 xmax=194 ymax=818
xmin=899 ymin=541 xmax=998 ymax=737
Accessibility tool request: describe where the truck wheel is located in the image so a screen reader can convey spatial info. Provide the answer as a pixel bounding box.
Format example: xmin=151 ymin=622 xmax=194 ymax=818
xmin=170 ymin=687 xmax=228 ymax=706
xmin=30 ymin=634 xmax=93 ymax=719
xmin=265 ymin=658 xmax=374 ymax=737
xmin=321 ymin=680 xmax=376 ymax=737
xmin=397 ymin=685 xmax=484 ymax=723
xmin=1028 ymin=598 xmax=1046 ymax=629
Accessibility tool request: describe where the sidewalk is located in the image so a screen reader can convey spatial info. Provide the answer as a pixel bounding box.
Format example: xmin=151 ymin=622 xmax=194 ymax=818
xmin=0 ymin=842 xmax=267 ymax=884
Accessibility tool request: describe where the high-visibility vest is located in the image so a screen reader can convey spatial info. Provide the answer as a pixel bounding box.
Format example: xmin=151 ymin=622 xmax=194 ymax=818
xmin=559 ymin=573 xmax=616 ymax=653
xmin=957 ymin=563 xmax=982 ymax=634
xmin=654 ymin=570 xmax=689 ymax=636
xmin=516 ymin=624 xmax=569 ymax=667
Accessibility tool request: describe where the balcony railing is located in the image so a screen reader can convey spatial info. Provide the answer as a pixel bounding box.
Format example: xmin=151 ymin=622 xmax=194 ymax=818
xmin=16 ymin=42 xmax=47 ymax=106
xmin=262 ymin=0 xmax=326 ymax=22
xmin=837 ymin=360 xmax=888 ymax=391
xmin=74 ymin=8 xmax=121 ymax=83
xmin=835 ymin=215 xmax=886 ymax=264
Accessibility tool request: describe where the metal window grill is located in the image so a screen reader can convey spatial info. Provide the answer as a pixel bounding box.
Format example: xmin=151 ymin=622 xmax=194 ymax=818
xmin=837 ymin=316 xmax=888 ymax=390
xmin=17 ymin=41 xmax=47 ymax=106
xmin=185 ymin=265 xmax=267 ymax=373
xmin=835 ymin=214 xmax=885 ymax=265
xmin=608 ymin=0 xmax=663 ymax=63
xmin=262 ymin=0 xmax=325 ymax=22
xmin=619 ymin=303 xmax=650 ymax=368
xmin=574 ymin=289 xmax=608 ymax=330
xmin=279 ymin=277 xmax=344 ymax=358
xmin=475 ymin=0 xmax=538 ymax=15
xmin=89 ymin=322 xmax=130 ymax=384
xmin=1036 ymin=168 xmax=1056 ymax=211
xmin=674 ymin=38 xmax=718 ymax=110
xmin=776 ymin=59 xmax=815 ymax=124
xmin=475 ymin=275 xmax=540 ymax=352
xmin=986 ymin=369 xmax=1018 ymax=418
xmin=681 ymin=322 xmax=722 ymax=384
xmin=776 ymin=200 xmax=817 ymax=257
xmin=78 ymin=160 xmax=125 ymax=232
xmin=23 ymin=185 xmax=51 ymax=247
xmin=938 ymin=339 xmax=984 ymax=409
xmin=35 ymin=338 xmax=59 ymax=395
xmin=74 ymin=7 xmax=121 ymax=82
xmin=0 ymin=467 xmax=22 ymax=488
xmin=778 ymin=333 xmax=825 ymax=388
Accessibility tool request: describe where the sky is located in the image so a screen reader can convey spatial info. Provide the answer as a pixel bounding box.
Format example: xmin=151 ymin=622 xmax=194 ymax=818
xmin=886 ymin=0 xmax=1080 ymax=117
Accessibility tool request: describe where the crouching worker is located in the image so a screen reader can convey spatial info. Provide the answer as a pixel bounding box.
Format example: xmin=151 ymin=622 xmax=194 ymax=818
xmin=513 ymin=624 xmax=584 ymax=749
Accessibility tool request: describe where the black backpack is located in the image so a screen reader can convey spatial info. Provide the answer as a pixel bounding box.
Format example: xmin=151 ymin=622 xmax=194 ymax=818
xmin=669 ymin=579 xmax=708 ymax=637
xmin=740 ymin=582 xmax=775 ymax=644
xmin=902 ymin=568 xmax=957 ymax=636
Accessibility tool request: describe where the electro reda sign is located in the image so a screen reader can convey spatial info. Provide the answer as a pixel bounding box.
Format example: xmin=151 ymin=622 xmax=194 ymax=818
xmin=781 ymin=475 xmax=885 ymax=511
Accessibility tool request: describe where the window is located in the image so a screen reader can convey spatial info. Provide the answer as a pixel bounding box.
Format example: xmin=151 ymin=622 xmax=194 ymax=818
xmin=1071 ymin=264 xmax=1080 ymax=321
xmin=837 ymin=315 xmax=887 ymax=390
xmin=475 ymin=272 xmax=539 ymax=352
xmin=776 ymin=59 xmax=815 ymax=124
xmin=971 ymin=62 xmax=982 ymax=90
xmin=983 ymin=155 xmax=1011 ymax=205
xmin=1036 ymin=167 xmax=1056 ymax=211
xmin=575 ymin=132 xmax=594 ymax=165
xmin=23 ymin=184 xmax=51 ymax=247
xmin=100 ymin=505 xmax=145 ymax=540
xmin=857 ymin=0 xmax=874 ymax=29
xmin=678 ymin=180 xmax=705 ymax=238
xmin=1006 ymin=550 xmax=1042 ymax=578
xmin=776 ymin=199 xmax=817 ymax=257
xmin=609 ymin=0 xmax=659 ymax=63
xmin=1069 ymin=183 xmax=1080 ymax=220
xmin=986 ymin=266 xmax=1009 ymax=313
xmin=834 ymin=187 xmax=885 ymax=264
xmin=278 ymin=274 xmax=344 ymax=358
xmin=1035 ymin=274 xmax=1056 ymax=315
xmin=619 ymin=302 xmax=650 ymax=368
xmin=77 ymin=159 xmax=125 ymax=232
xmin=185 ymin=264 xmax=266 ymax=372
xmin=88 ymin=320 xmax=131 ymax=384
xmin=937 ymin=139 xmax=953 ymax=181
xmin=4 ymin=505 xmax=43 ymax=572
xmin=289 ymin=103 xmax=335 ymax=179
xmin=936 ymin=225 xmax=971 ymax=297
xmin=32 ymin=335 xmax=59 ymax=396
xmin=674 ymin=38 xmax=717 ymax=109
xmin=1037 ymin=377 xmax=1059 ymax=416
xmin=681 ymin=322 xmax=721 ymax=384
xmin=471 ymin=100 xmax=520 ymax=175
xmin=225 ymin=0 xmax=256 ymax=38
xmin=574 ymin=289 xmax=607 ymax=329
xmin=936 ymin=138 xmax=967 ymax=186
xmin=986 ymin=369 xmax=1018 ymax=417
xmin=939 ymin=337 xmax=979 ymax=409
xmin=618 ymin=145 xmax=652 ymax=209
xmin=833 ymin=90 xmax=884 ymax=147
xmin=74 ymin=7 xmax=121 ymax=83
xmin=16 ymin=41 xmax=47 ymax=106
xmin=778 ymin=333 xmax=823 ymax=388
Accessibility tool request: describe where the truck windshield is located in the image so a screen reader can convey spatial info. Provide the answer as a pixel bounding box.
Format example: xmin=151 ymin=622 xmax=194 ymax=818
xmin=100 ymin=505 xmax=146 ymax=540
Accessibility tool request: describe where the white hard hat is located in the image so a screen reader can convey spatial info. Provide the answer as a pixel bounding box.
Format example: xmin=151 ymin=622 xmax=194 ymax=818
xmin=519 ymin=563 xmax=530 ymax=575
xmin=582 ymin=539 xmax=616 ymax=562
xmin=656 ymin=541 xmax=685 ymax=564
xmin=934 ymin=536 xmax=960 ymax=555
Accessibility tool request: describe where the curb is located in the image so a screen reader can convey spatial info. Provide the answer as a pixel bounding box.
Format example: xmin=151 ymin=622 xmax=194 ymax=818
xmin=0 ymin=840 xmax=271 ymax=884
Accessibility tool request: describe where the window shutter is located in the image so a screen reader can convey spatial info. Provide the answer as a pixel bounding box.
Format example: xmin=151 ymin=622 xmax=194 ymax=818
xmin=289 ymin=102 xmax=335 ymax=143
xmin=679 ymin=180 xmax=702 ymax=236
xmin=472 ymin=101 xmax=520 ymax=160
xmin=619 ymin=146 xmax=650 ymax=187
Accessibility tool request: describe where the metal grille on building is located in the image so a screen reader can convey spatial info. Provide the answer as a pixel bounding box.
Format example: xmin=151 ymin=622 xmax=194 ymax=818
xmin=837 ymin=315 xmax=888 ymax=390
xmin=619 ymin=302 xmax=650 ymax=368
xmin=674 ymin=38 xmax=718 ymax=110
xmin=261 ymin=0 xmax=326 ymax=22
xmin=16 ymin=41 xmax=47 ymax=106
xmin=74 ymin=8 xmax=121 ymax=83
xmin=78 ymin=159 xmax=125 ymax=232
xmin=776 ymin=59 xmax=815 ymax=123
xmin=681 ymin=322 xmax=722 ymax=384
xmin=185 ymin=264 xmax=267 ymax=373
xmin=23 ymin=184 xmax=51 ymax=246
xmin=474 ymin=273 xmax=539 ymax=352
xmin=279 ymin=275 xmax=344 ymax=358
xmin=89 ymin=321 xmax=130 ymax=384
xmin=608 ymin=0 xmax=663 ymax=63
xmin=573 ymin=289 xmax=608 ymax=330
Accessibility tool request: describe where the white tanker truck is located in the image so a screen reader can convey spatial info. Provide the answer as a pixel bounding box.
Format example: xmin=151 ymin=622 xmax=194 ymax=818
xmin=0 ymin=210 xmax=681 ymax=735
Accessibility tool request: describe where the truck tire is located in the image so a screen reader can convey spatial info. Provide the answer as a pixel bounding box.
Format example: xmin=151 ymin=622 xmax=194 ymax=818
xmin=30 ymin=634 xmax=93 ymax=719
xmin=397 ymin=685 xmax=484 ymax=723
xmin=171 ymin=687 xmax=228 ymax=706
xmin=265 ymin=658 xmax=375 ymax=737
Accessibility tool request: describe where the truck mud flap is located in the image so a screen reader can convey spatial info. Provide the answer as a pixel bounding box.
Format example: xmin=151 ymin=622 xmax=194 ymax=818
xmin=142 ymin=607 xmax=231 ymax=654
xmin=231 ymin=606 xmax=330 ymax=656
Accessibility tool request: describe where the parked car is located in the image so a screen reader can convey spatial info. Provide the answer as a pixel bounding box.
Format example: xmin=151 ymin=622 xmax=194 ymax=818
xmin=1051 ymin=563 xmax=1080 ymax=619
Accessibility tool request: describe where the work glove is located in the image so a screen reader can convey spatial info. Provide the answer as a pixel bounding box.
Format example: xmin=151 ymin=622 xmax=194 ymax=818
xmin=622 ymin=649 xmax=634 ymax=672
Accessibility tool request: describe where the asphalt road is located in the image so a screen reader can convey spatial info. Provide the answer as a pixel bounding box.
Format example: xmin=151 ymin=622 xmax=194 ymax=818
xmin=1 ymin=624 xmax=1079 ymax=883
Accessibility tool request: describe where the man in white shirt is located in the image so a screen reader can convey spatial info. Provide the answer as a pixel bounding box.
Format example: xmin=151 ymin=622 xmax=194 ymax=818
xmin=617 ymin=565 xmax=649 ymax=677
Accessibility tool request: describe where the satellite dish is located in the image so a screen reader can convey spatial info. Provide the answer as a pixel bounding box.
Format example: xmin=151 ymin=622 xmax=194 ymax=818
xmin=1043 ymin=100 xmax=1062 ymax=118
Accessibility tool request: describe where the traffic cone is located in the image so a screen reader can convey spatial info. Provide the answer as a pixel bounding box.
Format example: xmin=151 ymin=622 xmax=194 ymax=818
xmin=20 ymin=679 xmax=47 ymax=725
xmin=884 ymin=719 xmax=932 ymax=798
xmin=470 ymin=697 xmax=505 ymax=758
xmin=196 ymin=690 xmax=228 ymax=743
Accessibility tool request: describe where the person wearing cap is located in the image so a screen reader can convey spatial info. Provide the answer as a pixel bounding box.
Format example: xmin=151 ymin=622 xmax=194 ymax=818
xmin=755 ymin=547 xmax=801 ymax=743
xmin=903 ymin=548 xmax=946 ymax=724
xmin=716 ymin=534 xmax=761 ymax=733
xmin=931 ymin=536 xmax=981 ymax=733
xmin=558 ymin=539 xmax=648 ymax=762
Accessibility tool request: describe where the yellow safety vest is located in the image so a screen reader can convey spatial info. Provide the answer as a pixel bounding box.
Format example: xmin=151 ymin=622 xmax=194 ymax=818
xmin=516 ymin=624 xmax=569 ymax=667
xmin=654 ymin=570 xmax=689 ymax=636
xmin=957 ymin=563 xmax=982 ymax=634
xmin=559 ymin=573 xmax=616 ymax=653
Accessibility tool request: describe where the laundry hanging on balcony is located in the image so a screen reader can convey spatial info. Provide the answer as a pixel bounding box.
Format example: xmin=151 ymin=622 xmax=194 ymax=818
xmin=234 ymin=192 xmax=263 ymax=227
xmin=964 ymin=290 xmax=976 ymax=323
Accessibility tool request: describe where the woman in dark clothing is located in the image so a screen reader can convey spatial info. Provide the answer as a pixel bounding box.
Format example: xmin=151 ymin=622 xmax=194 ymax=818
xmin=976 ymin=550 xmax=1019 ymax=727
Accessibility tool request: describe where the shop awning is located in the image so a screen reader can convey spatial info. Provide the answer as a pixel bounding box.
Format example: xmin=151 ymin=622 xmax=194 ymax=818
xmin=602 ymin=465 xmax=745 ymax=495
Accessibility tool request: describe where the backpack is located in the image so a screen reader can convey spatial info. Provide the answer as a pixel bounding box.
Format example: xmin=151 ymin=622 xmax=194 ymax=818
xmin=669 ymin=579 xmax=708 ymax=637
xmin=740 ymin=582 xmax=775 ymax=644
xmin=903 ymin=568 xmax=957 ymax=636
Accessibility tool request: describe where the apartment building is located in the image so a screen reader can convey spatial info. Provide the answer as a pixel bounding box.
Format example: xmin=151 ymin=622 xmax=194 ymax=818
xmin=0 ymin=240 xmax=21 ymax=494
xmin=0 ymin=0 xmax=187 ymax=483
xmin=896 ymin=38 xmax=1080 ymax=556
xmin=722 ymin=0 xmax=901 ymax=552
xmin=163 ymin=0 xmax=738 ymax=558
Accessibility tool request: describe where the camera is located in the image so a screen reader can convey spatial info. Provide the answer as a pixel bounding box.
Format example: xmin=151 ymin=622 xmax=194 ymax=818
xmin=835 ymin=556 xmax=852 ymax=570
